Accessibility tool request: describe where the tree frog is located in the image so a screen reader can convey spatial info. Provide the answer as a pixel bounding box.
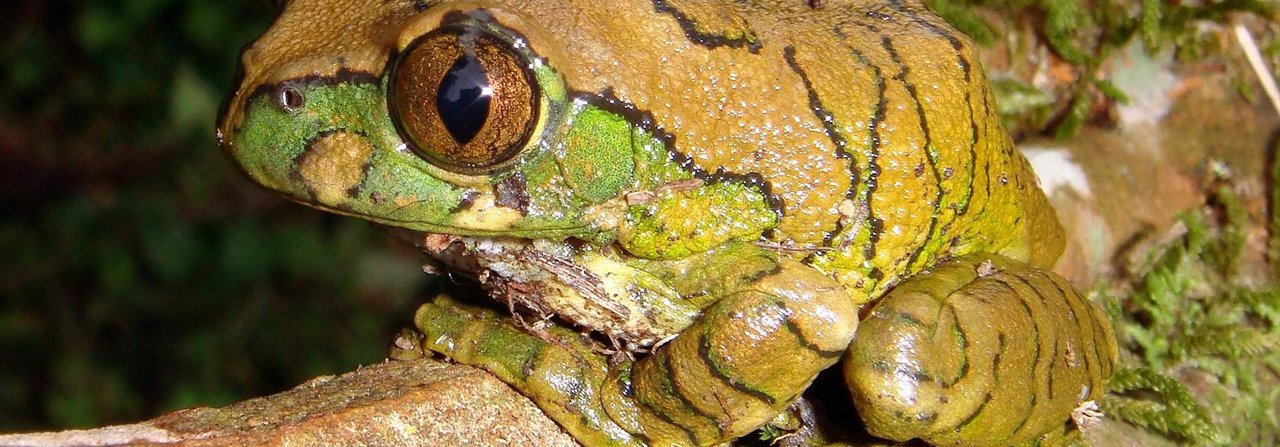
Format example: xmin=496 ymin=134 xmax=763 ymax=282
xmin=218 ymin=0 xmax=1119 ymax=445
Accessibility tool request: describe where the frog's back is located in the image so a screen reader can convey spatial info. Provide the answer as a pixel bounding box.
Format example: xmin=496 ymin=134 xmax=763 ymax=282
xmin=516 ymin=0 xmax=1064 ymax=297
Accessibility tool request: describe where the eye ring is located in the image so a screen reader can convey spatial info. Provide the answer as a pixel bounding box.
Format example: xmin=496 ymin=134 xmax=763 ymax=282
xmin=388 ymin=24 xmax=540 ymax=175
xmin=277 ymin=85 xmax=305 ymax=112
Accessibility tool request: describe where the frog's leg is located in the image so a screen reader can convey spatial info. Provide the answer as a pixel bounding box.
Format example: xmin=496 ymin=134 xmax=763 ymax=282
xmin=845 ymin=254 xmax=1118 ymax=447
xmin=413 ymin=295 xmax=641 ymax=445
xmin=415 ymin=260 xmax=858 ymax=447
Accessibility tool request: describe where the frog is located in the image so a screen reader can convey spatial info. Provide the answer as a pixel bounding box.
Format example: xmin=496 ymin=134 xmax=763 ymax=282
xmin=217 ymin=0 xmax=1119 ymax=446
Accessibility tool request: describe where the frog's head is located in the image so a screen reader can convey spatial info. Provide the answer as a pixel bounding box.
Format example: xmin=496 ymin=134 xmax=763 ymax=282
xmin=218 ymin=2 xmax=668 ymax=242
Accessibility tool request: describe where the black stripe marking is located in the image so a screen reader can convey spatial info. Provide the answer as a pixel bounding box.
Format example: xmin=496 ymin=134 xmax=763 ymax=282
xmin=781 ymin=44 xmax=859 ymax=250
xmin=651 ymin=0 xmax=763 ymax=53
xmin=938 ymin=302 xmax=970 ymax=387
xmin=1039 ymin=270 xmax=1116 ymax=402
xmin=888 ymin=1 xmax=972 ymax=82
xmin=955 ymin=391 xmax=994 ymax=433
xmin=955 ymin=333 xmax=1007 ymax=431
xmin=828 ymin=22 xmax=887 ymax=268
xmin=607 ymin=364 xmax=658 ymax=444
xmin=1047 ymin=271 xmax=1113 ymax=390
xmin=909 ymin=367 xmax=936 ymax=385
xmin=632 ymin=359 xmax=704 ymax=444
xmin=1006 ymin=274 xmax=1062 ymax=441
xmin=768 ymin=289 xmax=849 ymax=358
xmin=1037 ymin=271 xmax=1098 ymax=384
xmin=698 ymin=331 xmax=777 ymax=405
xmin=877 ymin=33 xmax=944 ymax=273
xmin=582 ymin=91 xmax=787 ymax=218
xmin=958 ymin=58 xmax=980 ymax=217
xmin=997 ymin=277 xmax=1043 ymax=376
xmin=854 ymin=3 xmax=985 ymax=257
xmin=894 ymin=309 xmax=926 ymax=328
xmin=661 ymin=350 xmax=725 ymax=432
xmin=1001 ymin=276 xmax=1044 ymax=400
xmin=975 ymin=92 xmax=996 ymax=218
xmin=885 ymin=0 xmax=980 ymax=180
xmin=781 ymin=45 xmax=857 ymax=174
xmin=785 ymin=318 xmax=846 ymax=359
xmin=1047 ymin=333 xmax=1060 ymax=401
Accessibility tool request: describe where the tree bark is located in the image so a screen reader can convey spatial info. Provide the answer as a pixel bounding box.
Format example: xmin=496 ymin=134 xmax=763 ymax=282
xmin=0 ymin=359 xmax=578 ymax=446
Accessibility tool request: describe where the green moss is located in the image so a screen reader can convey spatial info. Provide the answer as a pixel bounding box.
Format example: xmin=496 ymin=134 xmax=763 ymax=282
xmin=1099 ymin=177 xmax=1280 ymax=445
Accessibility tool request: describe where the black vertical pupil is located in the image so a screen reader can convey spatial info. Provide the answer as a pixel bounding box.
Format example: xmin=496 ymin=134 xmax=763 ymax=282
xmin=436 ymin=54 xmax=491 ymax=145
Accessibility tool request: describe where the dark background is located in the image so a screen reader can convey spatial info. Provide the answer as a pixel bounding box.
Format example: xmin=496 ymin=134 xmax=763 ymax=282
xmin=0 ymin=0 xmax=430 ymax=430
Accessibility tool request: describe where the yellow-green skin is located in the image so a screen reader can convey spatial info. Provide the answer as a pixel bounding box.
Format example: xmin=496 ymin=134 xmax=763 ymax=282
xmin=218 ymin=1 xmax=1118 ymax=446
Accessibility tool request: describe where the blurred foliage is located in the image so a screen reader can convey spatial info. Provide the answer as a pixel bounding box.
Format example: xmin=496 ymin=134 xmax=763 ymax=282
xmin=0 ymin=0 xmax=428 ymax=430
xmin=1099 ymin=178 xmax=1280 ymax=445
xmin=929 ymin=0 xmax=1279 ymax=137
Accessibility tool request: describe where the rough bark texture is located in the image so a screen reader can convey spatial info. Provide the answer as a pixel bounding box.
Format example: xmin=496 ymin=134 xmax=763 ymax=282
xmin=0 ymin=359 xmax=578 ymax=446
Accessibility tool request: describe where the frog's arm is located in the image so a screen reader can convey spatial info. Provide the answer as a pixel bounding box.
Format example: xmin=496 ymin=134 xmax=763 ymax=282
xmin=414 ymin=296 xmax=640 ymax=445
xmin=417 ymin=261 xmax=858 ymax=446
xmin=845 ymin=254 xmax=1118 ymax=447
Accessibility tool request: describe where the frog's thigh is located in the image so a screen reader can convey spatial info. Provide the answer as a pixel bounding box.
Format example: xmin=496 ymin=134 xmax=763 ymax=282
xmin=601 ymin=260 xmax=858 ymax=446
xmin=845 ymin=254 xmax=1118 ymax=447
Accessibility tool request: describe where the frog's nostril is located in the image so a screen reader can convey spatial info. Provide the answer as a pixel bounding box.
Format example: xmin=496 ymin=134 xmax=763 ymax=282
xmin=277 ymin=85 xmax=305 ymax=112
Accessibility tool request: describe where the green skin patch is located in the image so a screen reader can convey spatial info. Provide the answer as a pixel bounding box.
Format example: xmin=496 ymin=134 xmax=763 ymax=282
xmin=231 ymin=73 xmax=778 ymax=247
xmin=234 ymin=80 xmax=478 ymax=230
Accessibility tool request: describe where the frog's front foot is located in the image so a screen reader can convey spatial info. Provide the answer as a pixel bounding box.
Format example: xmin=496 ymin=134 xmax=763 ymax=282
xmin=415 ymin=261 xmax=858 ymax=447
xmin=414 ymin=293 xmax=640 ymax=446
xmin=846 ymin=254 xmax=1118 ymax=447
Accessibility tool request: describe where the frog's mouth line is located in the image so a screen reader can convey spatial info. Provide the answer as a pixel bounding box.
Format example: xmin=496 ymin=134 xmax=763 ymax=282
xmin=293 ymin=193 xmax=593 ymax=239
xmin=376 ymin=214 xmax=591 ymax=239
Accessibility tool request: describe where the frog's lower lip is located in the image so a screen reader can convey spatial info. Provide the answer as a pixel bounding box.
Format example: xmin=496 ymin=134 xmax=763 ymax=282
xmin=380 ymin=228 xmax=534 ymax=259
xmin=368 ymin=211 xmax=592 ymax=239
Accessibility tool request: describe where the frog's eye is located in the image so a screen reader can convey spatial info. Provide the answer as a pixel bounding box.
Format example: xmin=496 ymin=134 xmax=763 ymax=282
xmin=389 ymin=25 xmax=538 ymax=174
